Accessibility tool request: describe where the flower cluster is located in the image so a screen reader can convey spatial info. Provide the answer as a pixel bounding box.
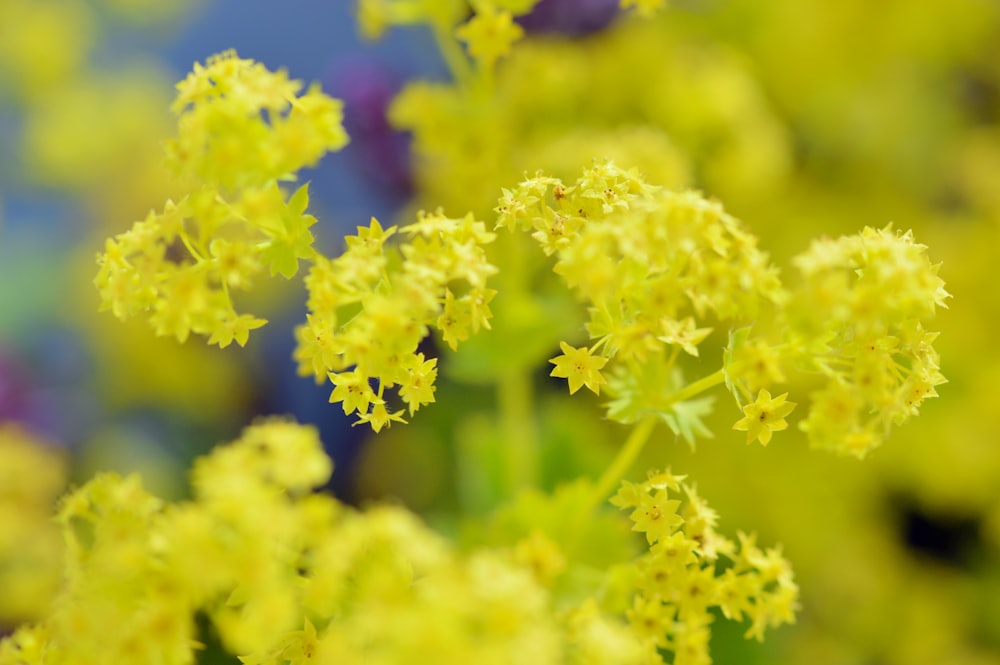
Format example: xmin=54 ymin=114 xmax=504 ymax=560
xmin=492 ymin=162 xmax=948 ymax=456
xmin=0 ymin=425 xmax=66 ymax=625
xmin=94 ymin=52 xmax=349 ymax=347
xmin=0 ymin=421 xmax=756 ymax=665
xmin=785 ymin=226 xmax=950 ymax=457
xmin=166 ymin=51 xmax=347 ymax=190
xmin=387 ymin=10 xmax=789 ymax=221
xmin=293 ymin=212 xmax=497 ymax=431
xmin=611 ymin=469 xmax=799 ymax=664
xmin=455 ymin=4 xmax=526 ymax=69
xmin=731 ymin=389 xmax=796 ymax=446
xmin=496 ymin=162 xmax=784 ymax=443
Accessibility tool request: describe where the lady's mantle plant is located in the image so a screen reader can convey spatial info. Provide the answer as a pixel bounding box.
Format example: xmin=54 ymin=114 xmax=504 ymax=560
xmin=5 ymin=3 xmax=949 ymax=665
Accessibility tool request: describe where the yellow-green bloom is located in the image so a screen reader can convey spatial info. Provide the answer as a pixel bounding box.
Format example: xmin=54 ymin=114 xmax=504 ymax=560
xmin=612 ymin=469 xmax=799 ymax=660
xmin=732 ymin=389 xmax=796 ymax=445
xmin=549 ymin=341 xmax=609 ymax=395
xmin=628 ymin=488 xmax=683 ymax=545
xmin=455 ymin=5 xmax=524 ymax=69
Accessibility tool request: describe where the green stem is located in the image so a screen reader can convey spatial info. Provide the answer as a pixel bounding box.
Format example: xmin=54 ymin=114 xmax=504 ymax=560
xmin=431 ymin=21 xmax=474 ymax=88
xmin=665 ymin=368 xmax=726 ymax=406
xmin=178 ymin=229 xmax=204 ymax=262
xmin=584 ymin=368 xmax=727 ymax=512
xmin=495 ymin=227 xmax=537 ymax=490
xmin=586 ymin=417 xmax=656 ymax=512
xmin=499 ymin=369 xmax=537 ymax=491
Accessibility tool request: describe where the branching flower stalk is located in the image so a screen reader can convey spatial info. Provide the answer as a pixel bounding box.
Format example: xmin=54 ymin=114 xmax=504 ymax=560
xmin=586 ymin=369 xmax=727 ymax=513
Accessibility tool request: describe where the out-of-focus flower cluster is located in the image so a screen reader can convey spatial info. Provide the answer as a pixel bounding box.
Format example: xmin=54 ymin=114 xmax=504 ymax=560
xmin=0 ymin=426 xmax=66 ymax=627
xmin=788 ymin=227 xmax=949 ymax=457
xmin=0 ymin=420 xmax=787 ymax=665
xmin=0 ymin=0 xmax=185 ymax=204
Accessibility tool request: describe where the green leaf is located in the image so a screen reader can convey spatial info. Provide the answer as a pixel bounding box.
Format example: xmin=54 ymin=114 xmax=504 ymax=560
xmin=723 ymin=326 xmax=752 ymax=407
xmin=604 ymin=357 xmax=682 ymax=425
xmin=661 ymin=396 xmax=715 ymax=449
xmin=260 ymin=240 xmax=301 ymax=278
xmin=605 ymin=360 xmax=718 ymax=448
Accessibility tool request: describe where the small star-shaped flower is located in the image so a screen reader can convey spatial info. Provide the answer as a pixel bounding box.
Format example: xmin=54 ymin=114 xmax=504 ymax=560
xmin=732 ymin=389 xmax=796 ymax=445
xmin=549 ymin=341 xmax=608 ymax=395
xmin=455 ymin=5 xmax=524 ymax=69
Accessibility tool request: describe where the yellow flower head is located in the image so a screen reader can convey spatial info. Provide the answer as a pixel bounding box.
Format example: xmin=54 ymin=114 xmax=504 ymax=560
xmin=549 ymin=341 xmax=609 ymax=395
xmin=732 ymin=389 xmax=796 ymax=446
xmin=167 ymin=51 xmax=348 ymax=190
xmin=612 ymin=468 xmax=799 ymax=659
xmin=455 ymin=5 xmax=524 ymax=70
xmin=787 ymin=225 xmax=947 ymax=457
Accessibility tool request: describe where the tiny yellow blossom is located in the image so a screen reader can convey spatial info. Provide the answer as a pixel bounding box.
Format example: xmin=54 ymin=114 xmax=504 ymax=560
xmin=629 ymin=488 xmax=683 ymax=545
xmin=398 ymin=354 xmax=438 ymax=414
xmin=345 ymin=216 xmax=397 ymax=252
xmin=0 ymin=426 xmax=66 ymax=624
xmin=514 ymin=530 xmax=567 ymax=587
xmin=207 ymin=312 xmax=268 ymax=348
xmin=549 ymin=342 xmax=609 ymax=395
xmin=437 ymin=288 xmax=474 ymax=350
xmin=328 ymin=370 xmax=376 ymax=416
xmin=658 ymin=317 xmax=713 ymax=357
xmin=354 ymin=399 xmax=407 ymax=433
xmin=732 ymin=389 xmax=796 ymax=446
xmin=455 ymin=5 xmax=524 ymax=69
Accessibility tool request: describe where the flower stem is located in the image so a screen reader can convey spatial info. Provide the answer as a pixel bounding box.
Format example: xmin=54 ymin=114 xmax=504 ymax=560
xmin=666 ymin=368 xmax=726 ymax=406
xmin=586 ymin=417 xmax=656 ymax=512
xmin=496 ymin=228 xmax=537 ymax=491
xmin=584 ymin=367 xmax=727 ymax=511
xmin=499 ymin=368 xmax=537 ymax=491
xmin=431 ymin=21 xmax=474 ymax=88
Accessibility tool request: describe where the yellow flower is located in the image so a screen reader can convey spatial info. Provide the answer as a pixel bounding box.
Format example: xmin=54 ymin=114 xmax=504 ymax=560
xmin=549 ymin=341 xmax=609 ymax=395
xmin=354 ymin=399 xmax=407 ymax=433
xmin=328 ymin=370 xmax=376 ymax=416
xmin=207 ymin=312 xmax=268 ymax=348
xmin=437 ymin=288 xmax=473 ymax=351
xmin=455 ymin=5 xmax=524 ymax=69
xmin=344 ymin=216 xmax=397 ymax=252
xmin=398 ymin=354 xmax=438 ymax=414
xmin=658 ymin=317 xmax=713 ymax=357
xmin=629 ymin=489 xmax=683 ymax=545
xmin=732 ymin=389 xmax=796 ymax=446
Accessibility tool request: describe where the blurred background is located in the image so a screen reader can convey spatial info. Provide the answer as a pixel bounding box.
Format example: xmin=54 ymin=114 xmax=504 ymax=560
xmin=3 ymin=0 xmax=1000 ymax=663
